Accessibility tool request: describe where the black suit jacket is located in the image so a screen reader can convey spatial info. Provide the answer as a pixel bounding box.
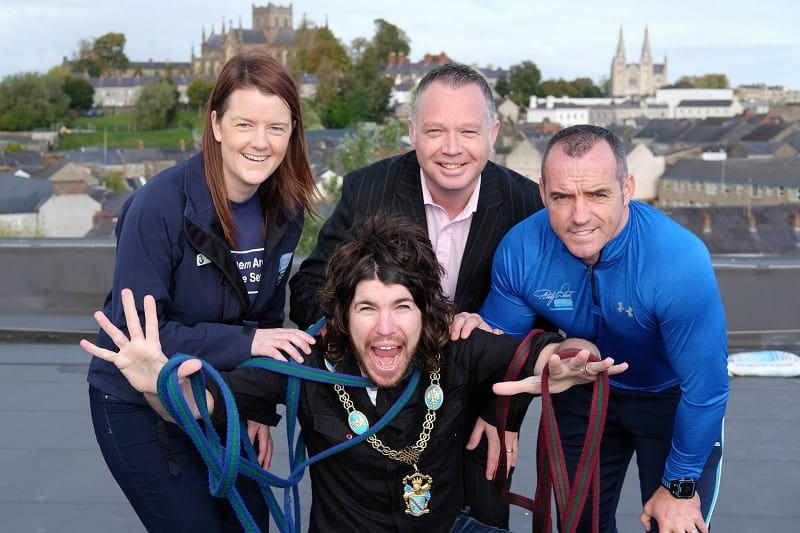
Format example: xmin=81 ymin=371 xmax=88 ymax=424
xmin=289 ymin=150 xmax=544 ymax=329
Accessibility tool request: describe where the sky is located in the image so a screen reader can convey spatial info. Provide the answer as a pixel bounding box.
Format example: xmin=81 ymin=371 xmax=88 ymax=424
xmin=2 ymin=0 xmax=799 ymax=89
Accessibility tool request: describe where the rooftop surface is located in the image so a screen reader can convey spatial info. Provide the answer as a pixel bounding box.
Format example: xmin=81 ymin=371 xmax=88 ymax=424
xmin=1 ymin=316 xmax=797 ymax=532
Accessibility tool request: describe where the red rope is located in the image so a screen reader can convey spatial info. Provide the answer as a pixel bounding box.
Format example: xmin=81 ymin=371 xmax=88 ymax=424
xmin=494 ymin=331 xmax=609 ymax=533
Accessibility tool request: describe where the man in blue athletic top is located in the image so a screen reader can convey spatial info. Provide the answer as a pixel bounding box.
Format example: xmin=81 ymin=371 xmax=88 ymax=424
xmin=475 ymin=125 xmax=729 ymax=533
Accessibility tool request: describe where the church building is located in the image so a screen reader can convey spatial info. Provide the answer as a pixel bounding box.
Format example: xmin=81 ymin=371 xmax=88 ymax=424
xmin=191 ymin=3 xmax=297 ymax=76
xmin=609 ymin=27 xmax=669 ymax=97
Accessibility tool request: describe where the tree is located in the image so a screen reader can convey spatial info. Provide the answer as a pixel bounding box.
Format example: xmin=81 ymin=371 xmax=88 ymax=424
xmin=93 ymin=32 xmax=129 ymax=74
xmin=672 ymin=74 xmax=730 ymax=89
xmin=508 ymin=60 xmax=541 ymax=105
xmin=0 ymin=72 xmax=69 ymax=130
xmin=314 ymin=55 xmax=339 ymax=109
xmin=303 ymin=27 xmax=350 ymax=74
xmin=572 ymin=77 xmax=603 ymax=97
xmin=135 ymin=80 xmax=178 ymax=130
xmin=495 ymin=74 xmax=510 ymax=98
xmin=71 ymin=57 xmax=102 ymax=78
xmin=373 ymin=119 xmax=406 ymax=159
xmin=289 ymin=17 xmax=316 ymax=78
xmin=348 ymin=37 xmax=371 ymax=63
xmin=331 ymin=119 xmax=406 ymax=176
xmin=186 ymin=77 xmax=214 ymax=113
xmin=372 ymin=18 xmax=410 ymax=63
xmin=324 ymin=76 xmax=367 ymax=128
xmin=300 ymin=98 xmax=323 ymax=130
xmin=537 ymin=77 xmax=604 ymax=98
xmin=539 ymin=78 xmax=574 ymax=97
xmin=63 ymin=76 xmax=94 ymax=111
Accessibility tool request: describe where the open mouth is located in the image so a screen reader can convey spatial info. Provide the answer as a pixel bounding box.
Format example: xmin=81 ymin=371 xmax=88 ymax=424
xmin=242 ymin=153 xmax=267 ymax=162
xmin=439 ymin=162 xmax=464 ymax=170
xmin=371 ymin=345 xmax=402 ymax=371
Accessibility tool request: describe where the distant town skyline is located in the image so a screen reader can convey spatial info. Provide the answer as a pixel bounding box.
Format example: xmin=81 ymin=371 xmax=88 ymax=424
xmin=3 ymin=0 xmax=799 ymax=90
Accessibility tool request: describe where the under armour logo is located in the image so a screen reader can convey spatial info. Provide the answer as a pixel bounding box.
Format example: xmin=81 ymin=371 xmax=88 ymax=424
xmin=617 ymin=301 xmax=633 ymax=317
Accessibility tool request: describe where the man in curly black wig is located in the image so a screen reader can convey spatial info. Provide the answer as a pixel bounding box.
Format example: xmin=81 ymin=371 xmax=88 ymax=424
xmin=321 ymin=213 xmax=451 ymax=383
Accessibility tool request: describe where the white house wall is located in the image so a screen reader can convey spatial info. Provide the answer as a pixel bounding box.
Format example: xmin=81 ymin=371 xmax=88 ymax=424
xmin=627 ymin=144 xmax=665 ymax=201
xmin=37 ymin=195 xmax=102 ymax=237
xmin=0 ymin=213 xmax=39 ymax=237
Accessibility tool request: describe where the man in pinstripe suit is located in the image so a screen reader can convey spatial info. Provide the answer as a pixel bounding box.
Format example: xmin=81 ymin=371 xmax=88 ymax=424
xmin=290 ymin=63 xmax=544 ymax=529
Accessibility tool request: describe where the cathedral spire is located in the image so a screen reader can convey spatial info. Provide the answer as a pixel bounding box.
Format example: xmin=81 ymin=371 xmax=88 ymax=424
xmin=616 ymin=26 xmax=626 ymax=60
xmin=641 ymin=25 xmax=652 ymax=62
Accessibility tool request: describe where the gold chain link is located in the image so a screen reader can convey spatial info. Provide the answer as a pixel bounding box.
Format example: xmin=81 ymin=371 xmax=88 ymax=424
xmin=334 ymin=363 xmax=441 ymax=468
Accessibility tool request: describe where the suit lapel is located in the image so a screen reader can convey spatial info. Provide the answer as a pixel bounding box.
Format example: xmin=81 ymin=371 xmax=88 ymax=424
xmin=454 ymin=163 xmax=509 ymax=309
xmin=393 ymin=153 xmax=428 ymax=229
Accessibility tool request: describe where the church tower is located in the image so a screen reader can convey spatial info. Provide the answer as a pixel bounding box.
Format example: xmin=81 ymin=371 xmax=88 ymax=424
xmin=609 ymin=27 xmax=668 ymax=98
xmin=610 ymin=27 xmax=627 ymax=98
xmin=639 ymin=26 xmax=653 ymax=95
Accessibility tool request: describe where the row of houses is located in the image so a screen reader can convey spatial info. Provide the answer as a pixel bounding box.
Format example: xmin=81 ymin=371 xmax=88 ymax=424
xmin=2 ymin=113 xmax=799 ymax=252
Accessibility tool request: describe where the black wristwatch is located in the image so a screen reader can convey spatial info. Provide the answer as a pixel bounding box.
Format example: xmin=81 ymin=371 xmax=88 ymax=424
xmin=661 ymin=476 xmax=697 ymax=498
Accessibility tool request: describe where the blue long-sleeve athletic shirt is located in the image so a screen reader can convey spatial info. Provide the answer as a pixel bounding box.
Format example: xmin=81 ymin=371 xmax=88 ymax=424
xmin=480 ymin=201 xmax=729 ymax=480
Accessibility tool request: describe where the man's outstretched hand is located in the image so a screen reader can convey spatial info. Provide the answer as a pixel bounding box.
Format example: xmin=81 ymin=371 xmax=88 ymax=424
xmin=494 ymin=349 xmax=628 ymax=396
xmin=80 ymin=288 xmax=202 ymax=395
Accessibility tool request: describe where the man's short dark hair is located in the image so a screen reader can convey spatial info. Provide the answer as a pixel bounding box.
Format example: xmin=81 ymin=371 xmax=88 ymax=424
xmin=411 ymin=62 xmax=496 ymax=124
xmin=541 ymin=124 xmax=629 ymax=186
xmin=320 ymin=212 xmax=452 ymax=372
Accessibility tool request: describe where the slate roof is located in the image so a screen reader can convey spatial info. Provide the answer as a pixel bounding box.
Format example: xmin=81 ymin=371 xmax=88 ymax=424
xmin=677 ymin=99 xmax=733 ymax=107
xmin=86 ymin=187 xmax=133 ymax=217
xmin=86 ymin=75 xmax=201 ymax=89
xmin=0 ymin=151 xmax=45 ymax=169
xmin=273 ymin=28 xmax=297 ymax=46
xmin=160 ymin=148 xmax=199 ymax=164
xmin=635 ymin=119 xmax=695 ymax=143
xmin=61 ymin=149 xmax=123 ymax=165
xmin=663 ymin=158 xmax=800 ymax=186
xmin=205 ymin=34 xmax=224 ymax=49
xmin=680 ymin=123 xmax=733 ymax=144
xmin=304 ymin=129 xmax=356 ymax=179
xmin=741 ymin=123 xmax=792 ymax=142
xmin=0 ymin=174 xmax=52 ymax=214
xmin=663 ymin=205 xmax=800 ymax=255
xmin=116 ymin=148 xmax=167 ymax=164
xmin=738 ymin=141 xmax=785 ymax=157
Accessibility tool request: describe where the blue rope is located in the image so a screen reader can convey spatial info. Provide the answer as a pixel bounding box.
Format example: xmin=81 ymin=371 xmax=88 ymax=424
xmin=156 ymin=317 xmax=421 ymax=533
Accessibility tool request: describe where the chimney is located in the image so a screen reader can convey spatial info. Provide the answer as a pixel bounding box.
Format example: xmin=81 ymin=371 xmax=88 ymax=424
xmin=388 ymin=52 xmax=396 ymax=66
xmin=398 ymin=52 xmax=405 ymax=65
xmin=423 ymin=53 xmax=431 ymax=66
xmin=702 ymin=211 xmax=712 ymax=234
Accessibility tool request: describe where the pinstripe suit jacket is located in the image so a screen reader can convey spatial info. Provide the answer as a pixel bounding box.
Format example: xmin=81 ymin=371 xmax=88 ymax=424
xmin=289 ymin=150 xmax=544 ymax=329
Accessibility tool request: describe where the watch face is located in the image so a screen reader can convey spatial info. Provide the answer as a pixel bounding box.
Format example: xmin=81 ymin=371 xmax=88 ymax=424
xmin=676 ymin=481 xmax=695 ymax=497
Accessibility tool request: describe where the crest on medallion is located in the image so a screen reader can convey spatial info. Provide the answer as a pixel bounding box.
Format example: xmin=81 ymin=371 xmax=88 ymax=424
xmin=402 ymin=471 xmax=432 ymax=516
